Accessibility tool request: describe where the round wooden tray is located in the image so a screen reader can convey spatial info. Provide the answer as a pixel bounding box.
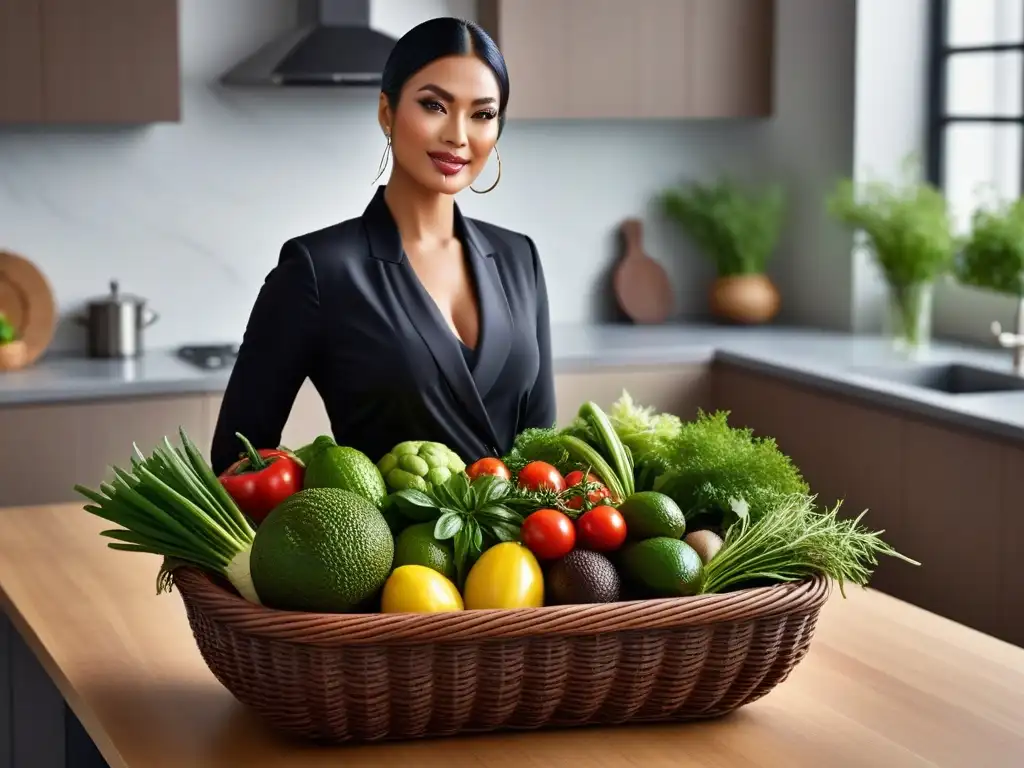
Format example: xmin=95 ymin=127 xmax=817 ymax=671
xmin=0 ymin=250 xmax=56 ymax=368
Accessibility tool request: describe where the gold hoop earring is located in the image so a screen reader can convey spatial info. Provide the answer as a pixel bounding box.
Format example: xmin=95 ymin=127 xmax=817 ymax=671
xmin=372 ymin=133 xmax=391 ymax=185
xmin=471 ymin=145 xmax=501 ymax=194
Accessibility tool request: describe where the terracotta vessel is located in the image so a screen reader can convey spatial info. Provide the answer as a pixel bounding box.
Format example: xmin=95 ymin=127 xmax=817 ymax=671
xmin=709 ymin=274 xmax=780 ymax=324
xmin=0 ymin=340 xmax=29 ymax=372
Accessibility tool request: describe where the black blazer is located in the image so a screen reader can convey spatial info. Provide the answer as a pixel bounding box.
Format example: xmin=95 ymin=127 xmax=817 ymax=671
xmin=210 ymin=185 xmax=556 ymax=475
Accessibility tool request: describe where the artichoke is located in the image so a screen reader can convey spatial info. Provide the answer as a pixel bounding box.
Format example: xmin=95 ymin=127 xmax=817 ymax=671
xmin=377 ymin=440 xmax=466 ymax=492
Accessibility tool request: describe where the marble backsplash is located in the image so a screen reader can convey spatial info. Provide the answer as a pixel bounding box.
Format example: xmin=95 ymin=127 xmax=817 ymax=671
xmin=0 ymin=0 xmax=857 ymax=355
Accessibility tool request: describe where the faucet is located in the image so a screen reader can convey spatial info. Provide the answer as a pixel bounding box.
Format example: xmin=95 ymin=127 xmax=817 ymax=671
xmin=991 ymin=295 xmax=1024 ymax=376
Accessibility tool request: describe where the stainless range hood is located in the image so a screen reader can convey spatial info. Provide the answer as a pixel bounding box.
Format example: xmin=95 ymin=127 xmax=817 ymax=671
xmin=220 ymin=0 xmax=398 ymax=87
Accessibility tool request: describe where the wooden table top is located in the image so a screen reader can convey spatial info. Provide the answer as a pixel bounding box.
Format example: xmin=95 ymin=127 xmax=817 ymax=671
xmin=1 ymin=503 xmax=1022 ymax=768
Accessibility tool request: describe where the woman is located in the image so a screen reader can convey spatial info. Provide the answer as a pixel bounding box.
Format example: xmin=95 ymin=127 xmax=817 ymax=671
xmin=210 ymin=17 xmax=556 ymax=475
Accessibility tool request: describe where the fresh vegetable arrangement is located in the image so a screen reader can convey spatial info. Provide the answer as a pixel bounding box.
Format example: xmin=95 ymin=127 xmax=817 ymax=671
xmin=73 ymin=394 xmax=918 ymax=616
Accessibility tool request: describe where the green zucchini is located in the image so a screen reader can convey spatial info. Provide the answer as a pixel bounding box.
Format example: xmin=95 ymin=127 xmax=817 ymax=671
xmin=577 ymin=401 xmax=634 ymax=498
xmin=558 ymin=435 xmax=627 ymax=503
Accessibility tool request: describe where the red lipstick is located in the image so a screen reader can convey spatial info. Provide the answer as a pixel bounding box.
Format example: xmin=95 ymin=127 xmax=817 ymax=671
xmin=428 ymin=152 xmax=469 ymax=176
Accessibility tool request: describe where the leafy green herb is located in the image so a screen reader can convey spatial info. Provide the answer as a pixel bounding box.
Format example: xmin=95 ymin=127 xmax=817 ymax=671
xmin=827 ymin=157 xmax=956 ymax=288
xmin=502 ymin=426 xmax=573 ymax=477
xmin=0 ymin=312 xmax=17 ymax=345
xmin=701 ymin=494 xmax=920 ymax=597
xmin=649 ymin=409 xmax=809 ymax=524
xmin=955 ymin=196 xmax=1024 ymax=297
xmin=661 ymin=177 xmax=786 ymax=276
xmin=389 ymin=473 xmax=524 ymax=586
xmin=606 ymin=390 xmax=684 ymax=464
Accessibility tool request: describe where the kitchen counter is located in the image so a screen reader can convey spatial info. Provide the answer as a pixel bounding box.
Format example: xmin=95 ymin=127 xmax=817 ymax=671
xmin=5 ymin=323 xmax=1024 ymax=442
xmin=1 ymin=502 xmax=1022 ymax=768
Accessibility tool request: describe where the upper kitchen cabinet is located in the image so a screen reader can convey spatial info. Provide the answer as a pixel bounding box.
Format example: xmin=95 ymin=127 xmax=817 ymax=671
xmin=0 ymin=0 xmax=44 ymax=121
xmin=478 ymin=0 xmax=775 ymax=120
xmin=0 ymin=0 xmax=180 ymax=125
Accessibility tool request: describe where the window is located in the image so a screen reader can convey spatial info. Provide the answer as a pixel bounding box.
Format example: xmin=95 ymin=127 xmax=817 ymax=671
xmin=928 ymin=0 xmax=1024 ymax=233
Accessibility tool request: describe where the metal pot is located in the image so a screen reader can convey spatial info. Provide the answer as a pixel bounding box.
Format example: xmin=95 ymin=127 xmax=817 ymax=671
xmin=76 ymin=280 xmax=159 ymax=358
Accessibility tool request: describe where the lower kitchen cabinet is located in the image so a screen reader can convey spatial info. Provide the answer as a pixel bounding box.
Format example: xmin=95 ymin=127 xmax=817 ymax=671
xmin=554 ymin=363 xmax=711 ymax=427
xmin=202 ymin=362 xmax=714 ymax=453
xmin=713 ymin=361 xmax=1024 ymax=648
xmin=0 ymin=393 xmax=213 ymax=509
xmin=0 ymin=362 xmax=711 ymax=510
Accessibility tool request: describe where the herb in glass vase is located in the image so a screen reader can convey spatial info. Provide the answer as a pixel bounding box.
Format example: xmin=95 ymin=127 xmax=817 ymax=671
xmin=827 ymin=162 xmax=956 ymax=353
xmin=955 ymin=196 xmax=1024 ymax=299
xmin=661 ymin=177 xmax=786 ymax=324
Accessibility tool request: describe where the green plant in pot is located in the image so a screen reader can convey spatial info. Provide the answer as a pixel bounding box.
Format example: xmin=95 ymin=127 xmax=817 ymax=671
xmin=661 ymin=177 xmax=786 ymax=324
xmin=827 ymin=164 xmax=956 ymax=353
xmin=0 ymin=311 xmax=27 ymax=372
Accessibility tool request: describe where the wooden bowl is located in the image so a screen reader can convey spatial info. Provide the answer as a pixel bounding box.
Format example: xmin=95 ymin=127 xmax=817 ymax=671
xmin=0 ymin=340 xmax=29 ymax=372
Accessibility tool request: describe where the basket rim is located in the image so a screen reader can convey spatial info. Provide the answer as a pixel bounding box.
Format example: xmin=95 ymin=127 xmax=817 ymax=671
xmin=171 ymin=566 xmax=833 ymax=647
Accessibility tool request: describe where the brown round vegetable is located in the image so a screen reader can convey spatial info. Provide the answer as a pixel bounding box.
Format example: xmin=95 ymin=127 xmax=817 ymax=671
xmin=685 ymin=529 xmax=724 ymax=565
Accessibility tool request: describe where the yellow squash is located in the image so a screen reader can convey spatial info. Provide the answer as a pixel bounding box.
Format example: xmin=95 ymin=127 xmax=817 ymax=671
xmin=463 ymin=542 xmax=544 ymax=610
xmin=381 ymin=564 xmax=464 ymax=613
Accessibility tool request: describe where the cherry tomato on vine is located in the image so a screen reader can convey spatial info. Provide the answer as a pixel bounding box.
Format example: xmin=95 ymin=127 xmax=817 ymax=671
xmin=563 ymin=470 xmax=611 ymax=510
xmin=520 ymin=508 xmax=576 ymax=560
xmin=575 ymin=506 xmax=627 ymax=552
xmin=517 ymin=461 xmax=566 ymax=493
xmin=466 ymin=457 xmax=512 ymax=481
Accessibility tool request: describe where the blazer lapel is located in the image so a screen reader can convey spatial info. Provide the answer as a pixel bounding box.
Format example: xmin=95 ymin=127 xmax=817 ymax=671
xmin=362 ymin=187 xmax=502 ymax=449
xmin=457 ymin=211 xmax=513 ymax=400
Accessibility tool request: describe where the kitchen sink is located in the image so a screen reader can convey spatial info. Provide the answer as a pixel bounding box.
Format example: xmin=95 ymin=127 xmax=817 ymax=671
xmin=850 ymin=362 xmax=1024 ymax=394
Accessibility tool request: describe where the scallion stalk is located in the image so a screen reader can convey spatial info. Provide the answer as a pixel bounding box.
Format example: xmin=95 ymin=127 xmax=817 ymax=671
xmin=74 ymin=429 xmax=261 ymax=605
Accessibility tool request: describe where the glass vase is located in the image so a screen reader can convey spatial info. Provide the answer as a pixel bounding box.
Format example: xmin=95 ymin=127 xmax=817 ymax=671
xmin=885 ymin=281 xmax=934 ymax=356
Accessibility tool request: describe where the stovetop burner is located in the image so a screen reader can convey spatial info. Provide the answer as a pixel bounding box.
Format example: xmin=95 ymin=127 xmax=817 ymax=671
xmin=177 ymin=344 xmax=239 ymax=371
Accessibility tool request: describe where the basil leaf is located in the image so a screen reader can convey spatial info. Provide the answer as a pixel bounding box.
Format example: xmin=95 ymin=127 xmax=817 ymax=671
xmin=434 ymin=511 xmax=464 ymax=540
xmin=393 ymin=489 xmax=437 ymax=508
xmin=471 ymin=519 xmax=484 ymax=552
xmin=478 ymin=504 xmax=523 ymax=524
xmin=390 ymin=491 xmax=440 ymax=522
xmin=453 ymin=528 xmax=471 ymax=586
xmin=471 ymin=475 xmax=510 ymax=506
xmin=432 ymin=482 xmax=462 ymax=511
xmin=448 ymin=472 xmax=473 ymax=509
xmin=488 ymin=521 xmax=522 ymax=543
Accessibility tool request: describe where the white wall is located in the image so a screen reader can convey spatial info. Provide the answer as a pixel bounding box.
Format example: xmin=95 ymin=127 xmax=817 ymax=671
xmin=753 ymin=0 xmax=858 ymax=330
xmin=850 ymin=0 xmax=932 ymax=334
xmin=0 ymin=0 xmax=860 ymax=355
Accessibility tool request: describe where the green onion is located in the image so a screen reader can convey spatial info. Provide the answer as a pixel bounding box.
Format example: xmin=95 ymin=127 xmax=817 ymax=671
xmin=74 ymin=427 xmax=260 ymax=604
xmin=700 ymin=494 xmax=920 ymax=597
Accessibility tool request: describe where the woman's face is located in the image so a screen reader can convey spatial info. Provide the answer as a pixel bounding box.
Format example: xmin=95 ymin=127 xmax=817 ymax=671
xmin=379 ymin=54 xmax=501 ymax=195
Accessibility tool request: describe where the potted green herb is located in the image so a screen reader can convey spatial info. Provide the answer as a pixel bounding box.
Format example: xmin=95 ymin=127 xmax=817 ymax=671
xmin=827 ymin=162 xmax=956 ymax=353
xmin=0 ymin=311 xmax=27 ymax=371
xmin=661 ymin=177 xmax=786 ymax=324
xmin=955 ymin=195 xmax=1024 ymax=299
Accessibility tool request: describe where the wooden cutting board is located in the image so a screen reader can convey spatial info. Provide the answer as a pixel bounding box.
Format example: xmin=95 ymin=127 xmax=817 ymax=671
xmin=0 ymin=250 xmax=57 ymax=366
xmin=612 ymin=218 xmax=674 ymax=324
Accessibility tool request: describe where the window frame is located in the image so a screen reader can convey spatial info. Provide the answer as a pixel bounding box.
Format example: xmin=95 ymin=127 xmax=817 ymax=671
xmin=926 ymin=0 xmax=1024 ymax=192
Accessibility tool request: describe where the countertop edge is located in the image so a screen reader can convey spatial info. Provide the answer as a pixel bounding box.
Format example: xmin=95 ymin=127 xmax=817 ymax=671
xmin=714 ymin=352 xmax=1024 ymax=445
xmin=4 ymin=328 xmax=1024 ymax=444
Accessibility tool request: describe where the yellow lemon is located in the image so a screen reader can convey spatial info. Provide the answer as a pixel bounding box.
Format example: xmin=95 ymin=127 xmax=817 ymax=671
xmin=380 ymin=564 xmax=464 ymax=613
xmin=463 ymin=542 xmax=544 ymax=610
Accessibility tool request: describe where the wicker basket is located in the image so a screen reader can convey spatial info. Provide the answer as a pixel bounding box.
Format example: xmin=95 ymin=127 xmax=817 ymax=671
xmin=172 ymin=566 xmax=831 ymax=743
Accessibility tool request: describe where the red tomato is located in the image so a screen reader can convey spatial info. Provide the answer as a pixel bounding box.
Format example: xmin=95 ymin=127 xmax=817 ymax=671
xmin=576 ymin=506 xmax=627 ymax=552
xmin=466 ymin=457 xmax=512 ymax=481
xmin=517 ymin=461 xmax=566 ymax=493
xmin=563 ymin=470 xmax=611 ymax=510
xmin=520 ymin=508 xmax=576 ymax=560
